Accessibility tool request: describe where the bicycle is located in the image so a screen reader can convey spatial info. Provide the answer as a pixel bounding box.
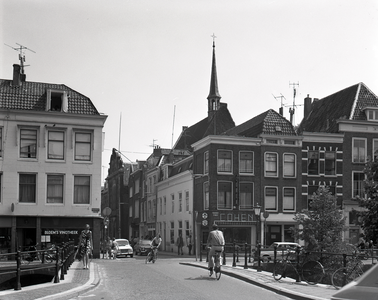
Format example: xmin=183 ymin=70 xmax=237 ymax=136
xmin=20 ymin=243 xmax=55 ymax=264
xmin=145 ymin=246 xmax=158 ymax=264
xmin=331 ymin=253 xmax=364 ymax=289
xmin=273 ymin=249 xmax=325 ymax=285
xmin=209 ymin=249 xmax=222 ymax=280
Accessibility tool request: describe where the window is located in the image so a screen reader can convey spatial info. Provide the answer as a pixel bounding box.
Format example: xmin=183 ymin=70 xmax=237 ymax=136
xmin=185 ymin=190 xmax=189 ymax=211
xmin=373 ymin=139 xmax=378 ymax=161
xmin=265 ymin=187 xmax=277 ymax=211
xmin=135 ymin=199 xmax=139 ymax=218
xmin=74 ymin=132 xmax=91 ymax=161
xmin=217 ymin=181 xmax=232 ymax=209
xmin=0 ymin=173 xmax=1 ymax=202
xmin=179 ymin=192 xmax=182 ymax=212
xmin=367 ymin=109 xmax=378 ymax=121
xmin=74 ymin=175 xmax=90 ymax=204
xmin=308 ymin=151 xmax=319 ymax=175
xmin=129 ymin=186 xmax=133 ymax=197
xmin=185 ymin=221 xmax=190 ymax=237
xmin=325 ymin=152 xmax=336 ymax=175
xmin=204 ymin=151 xmax=209 ymax=174
xmin=20 ymin=129 xmax=37 ymax=158
xmin=265 ymin=152 xmax=278 ymax=177
xmin=217 ymin=150 xmax=232 ymax=173
xmin=153 ymin=199 xmax=156 ymax=217
xmin=159 ymin=197 xmax=162 ymax=215
xmin=0 ymin=128 xmax=2 ymax=157
xmin=19 ymin=174 xmax=36 ymax=203
xmin=283 ymin=153 xmax=296 ymax=177
xmin=353 ymin=138 xmax=366 ymax=163
xmin=171 ymin=194 xmax=175 ymax=213
xmin=47 ymin=131 xmax=64 ymax=160
xmin=353 ymin=172 xmax=365 ymax=198
xmin=170 ymin=222 xmax=175 ymax=244
xmin=46 ymin=89 xmax=68 ymax=112
xmin=135 ymin=178 xmax=140 ymax=194
xmin=239 ymin=151 xmax=254 ymax=174
xmin=283 ymin=187 xmax=295 ymax=211
xmin=307 ymin=186 xmax=319 ymax=209
xmin=163 ymin=196 xmax=166 ymax=215
xmin=239 ymin=182 xmax=253 ymax=209
xmin=47 ymin=174 xmax=64 ymax=203
xmin=204 ymin=182 xmax=209 ymax=210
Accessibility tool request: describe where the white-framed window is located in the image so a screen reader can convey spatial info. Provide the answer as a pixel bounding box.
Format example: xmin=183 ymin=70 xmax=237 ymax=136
xmin=352 ymin=171 xmax=365 ymax=198
xmin=73 ymin=175 xmax=90 ymax=204
xmin=171 ymin=194 xmax=175 ymax=214
xmin=283 ymin=153 xmax=296 ymax=178
xmin=20 ymin=128 xmax=38 ymax=159
xmin=47 ymin=174 xmax=64 ymax=204
xmin=239 ymin=151 xmax=254 ymax=175
xmin=204 ymin=151 xmax=209 ymax=174
xmin=283 ymin=187 xmax=295 ymax=211
xmin=325 ymin=152 xmax=336 ymax=175
xmin=135 ymin=178 xmax=140 ymax=194
xmin=373 ymin=139 xmax=378 ymax=161
xmin=217 ymin=181 xmax=232 ymax=210
xmin=352 ymin=138 xmax=366 ymax=163
xmin=366 ymin=109 xmax=378 ymax=121
xmin=308 ymin=150 xmax=319 ymax=175
xmin=217 ymin=150 xmax=232 ymax=173
xmin=264 ymin=186 xmax=277 ymax=211
xmin=265 ymin=152 xmax=278 ymax=177
xmin=185 ymin=190 xmax=189 ymax=211
xmin=47 ymin=130 xmax=65 ymax=160
xmin=74 ymin=131 xmax=92 ymax=161
xmin=239 ymin=182 xmax=253 ymax=209
xmin=46 ymin=89 xmax=68 ymax=112
xmin=19 ymin=173 xmax=37 ymax=203
xmin=204 ymin=182 xmax=209 ymax=210
xmin=178 ymin=192 xmax=183 ymax=212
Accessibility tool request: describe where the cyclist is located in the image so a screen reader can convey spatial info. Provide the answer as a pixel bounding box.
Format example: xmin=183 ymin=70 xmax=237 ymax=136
xmin=150 ymin=233 xmax=162 ymax=259
xmin=206 ymin=223 xmax=225 ymax=275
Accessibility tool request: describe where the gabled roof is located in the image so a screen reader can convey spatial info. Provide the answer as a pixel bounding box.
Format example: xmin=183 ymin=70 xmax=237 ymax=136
xmin=298 ymin=83 xmax=378 ymax=133
xmin=224 ymin=109 xmax=297 ymax=137
xmin=173 ymin=103 xmax=235 ymax=150
xmin=0 ymin=79 xmax=100 ymax=115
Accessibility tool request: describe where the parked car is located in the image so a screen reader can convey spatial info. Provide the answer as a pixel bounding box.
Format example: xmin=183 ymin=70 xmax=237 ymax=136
xmin=134 ymin=239 xmax=152 ymax=256
xmin=114 ymin=239 xmax=133 ymax=258
xmin=253 ymin=242 xmax=302 ymax=262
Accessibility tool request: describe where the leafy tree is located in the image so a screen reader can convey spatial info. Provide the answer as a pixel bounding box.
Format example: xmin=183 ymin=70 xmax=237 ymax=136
xmin=292 ymin=186 xmax=346 ymax=252
xmin=357 ymin=159 xmax=378 ymax=244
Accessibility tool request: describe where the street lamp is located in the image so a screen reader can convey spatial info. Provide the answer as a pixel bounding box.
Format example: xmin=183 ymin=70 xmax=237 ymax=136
xmin=254 ymin=205 xmax=261 ymax=244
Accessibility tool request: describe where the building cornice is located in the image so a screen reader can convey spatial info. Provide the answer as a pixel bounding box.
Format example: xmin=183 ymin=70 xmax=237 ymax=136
xmin=337 ymin=119 xmax=378 ymax=133
xmin=192 ymin=135 xmax=261 ymax=151
xmin=301 ymin=132 xmax=344 ymax=143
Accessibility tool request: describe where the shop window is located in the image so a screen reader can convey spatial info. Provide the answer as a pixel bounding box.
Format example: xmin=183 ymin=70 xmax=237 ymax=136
xmin=47 ymin=174 xmax=63 ymax=204
xmin=73 ymin=175 xmax=90 ymax=204
xmin=283 ymin=187 xmax=295 ymax=211
xmin=19 ymin=174 xmax=36 ymax=203
xmin=239 ymin=151 xmax=254 ymax=174
xmin=240 ymin=182 xmax=253 ymax=209
xmin=48 ymin=131 xmax=64 ymax=160
xmin=20 ymin=129 xmax=37 ymax=158
xmin=352 ymin=138 xmax=366 ymax=163
xmin=204 ymin=182 xmax=209 ymax=210
xmin=308 ymin=151 xmax=319 ymax=175
xmin=283 ymin=153 xmax=296 ymax=178
xmin=353 ymin=172 xmax=365 ymax=198
xmin=218 ymin=181 xmax=232 ymax=210
xmin=217 ymin=150 xmax=232 ymax=173
xmin=325 ymin=152 xmax=336 ymax=175
xmin=265 ymin=187 xmax=277 ymax=211
xmin=204 ymin=151 xmax=209 ymax=174
xmin=74 ymin=132 xmax=92 ymax=161
xmin=265 ymin=152 xmax=278 ymax=177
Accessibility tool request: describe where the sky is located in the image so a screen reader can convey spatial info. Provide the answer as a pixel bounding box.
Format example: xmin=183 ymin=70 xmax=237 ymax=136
xmin=1 ymin=0 xmax=378 ymax=184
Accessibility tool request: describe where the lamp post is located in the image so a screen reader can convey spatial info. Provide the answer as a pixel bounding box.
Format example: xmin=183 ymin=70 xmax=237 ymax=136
xmin=254 ymin=205 xmax=261 ymax=272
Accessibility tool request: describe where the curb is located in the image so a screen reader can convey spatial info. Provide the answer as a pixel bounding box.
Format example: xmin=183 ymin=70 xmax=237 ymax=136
xmin=180 ymin=262 xmax=329 ymax=300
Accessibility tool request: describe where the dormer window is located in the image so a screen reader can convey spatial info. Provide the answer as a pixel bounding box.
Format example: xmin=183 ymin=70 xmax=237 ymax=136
xmin=363 ymin=107 xmax=378 ymax=121
xmin=46 ymin=89 xmax=68 ymax=112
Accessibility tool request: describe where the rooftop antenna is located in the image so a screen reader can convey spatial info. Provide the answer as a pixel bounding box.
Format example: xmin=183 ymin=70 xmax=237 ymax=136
xmin=5 ymin=43 xmax=36 ymax=74
xmin=171 ymin=105 xmax=176 ymax=148
xmin=150 ymin=139 xmax=158 ymax=149
xmin=272 ymin=93 xmax=287 ymax=116
xmin=289 ymin=81 xmax=299 ymax=124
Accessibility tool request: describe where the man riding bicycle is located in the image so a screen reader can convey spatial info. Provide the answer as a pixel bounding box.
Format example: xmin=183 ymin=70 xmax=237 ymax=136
xmin=150 ymin=233 xmax=162 ymax=258
xmin=206 ymin=224 xmax=225 ymax=275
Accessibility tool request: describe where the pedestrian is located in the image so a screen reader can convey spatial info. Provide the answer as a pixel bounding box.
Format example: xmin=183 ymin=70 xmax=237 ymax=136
xmin=111 ymin=237 xmax=118 ymax=259
xmin=177 ymin=233 xmax=184 ymax=255
xmin=78 ymin=224 xmax=93 ymax=269
xmin=187 ymin=234 xmax=193 ymax=255
xmin=106 ymin=237 xmax=112 ymax=259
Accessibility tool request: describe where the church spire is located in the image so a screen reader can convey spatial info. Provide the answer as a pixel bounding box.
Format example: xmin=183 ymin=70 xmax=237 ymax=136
xmin=207 ymin=34 xmax=221 ymax=116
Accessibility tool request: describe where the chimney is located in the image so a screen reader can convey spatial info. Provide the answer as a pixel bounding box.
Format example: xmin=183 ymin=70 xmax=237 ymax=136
xmin=12 ymin=64 xmax=21 ymax=86
xmin=279 ymin=106 xmax=284 ymax=116
xmin=304 ymin=94 xmax=312 ymax=120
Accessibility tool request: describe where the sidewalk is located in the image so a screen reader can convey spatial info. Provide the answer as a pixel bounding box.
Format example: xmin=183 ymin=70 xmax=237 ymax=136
xmin=0 ymin=253 xmax=339 ymax=300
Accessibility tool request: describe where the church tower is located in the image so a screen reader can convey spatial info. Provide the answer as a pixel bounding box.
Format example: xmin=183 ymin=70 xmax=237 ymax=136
xmin=207 ymin=39 xmax=221 ymax=120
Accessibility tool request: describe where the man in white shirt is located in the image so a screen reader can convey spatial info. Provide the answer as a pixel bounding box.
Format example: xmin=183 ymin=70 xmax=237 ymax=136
xmin=206 ymin=224 xmax=225 ymax=274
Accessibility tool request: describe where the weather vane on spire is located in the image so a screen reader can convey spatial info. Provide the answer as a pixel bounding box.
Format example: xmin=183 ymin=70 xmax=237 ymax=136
xmin=211 ymin=33 xmax=217 ymax=46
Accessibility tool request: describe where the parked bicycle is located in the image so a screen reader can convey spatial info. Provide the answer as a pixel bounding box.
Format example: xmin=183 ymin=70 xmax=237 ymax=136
xmin=273 ymin=249 xmax=325 ymax=285
xmin=331 ymin=252 xmax=364 ymax=289
xmin=20 ymin=243 xmax=55 ymax=264
xmin=209 ymin=249 xmax=222 ymax=280
xmin=145 ymin=246 xmax=158 ymax=264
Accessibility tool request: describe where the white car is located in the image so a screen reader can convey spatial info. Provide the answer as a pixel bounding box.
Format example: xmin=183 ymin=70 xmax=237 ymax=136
xmin=253 ymin=242 xmax=302 ymax=262
xmin=114 ymin=239 xmax=134 ymax=258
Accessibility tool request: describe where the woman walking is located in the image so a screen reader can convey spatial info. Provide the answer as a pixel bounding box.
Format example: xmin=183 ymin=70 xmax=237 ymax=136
xmin=78 ymin=224 xmax=93 ymax=269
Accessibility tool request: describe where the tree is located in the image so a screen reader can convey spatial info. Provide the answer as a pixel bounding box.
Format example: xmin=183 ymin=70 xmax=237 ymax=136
xmin=357 ymin=159 xmax=378 ymax=244
xmin=292 ymin=186 xmax=345 ymax=252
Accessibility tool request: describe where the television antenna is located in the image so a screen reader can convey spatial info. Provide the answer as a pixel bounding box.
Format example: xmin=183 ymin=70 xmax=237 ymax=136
xmin=4 ymin=43 xmax=36 ymax=74
xmin=289 ymin=81 xmax=300 ymax=124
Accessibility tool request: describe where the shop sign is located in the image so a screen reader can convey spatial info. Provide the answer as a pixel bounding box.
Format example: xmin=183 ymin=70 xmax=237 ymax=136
xmin=43 ymin=230 xmax=79 ymax=235
xmin=219 ymin=213 xmax=254 ymax=222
